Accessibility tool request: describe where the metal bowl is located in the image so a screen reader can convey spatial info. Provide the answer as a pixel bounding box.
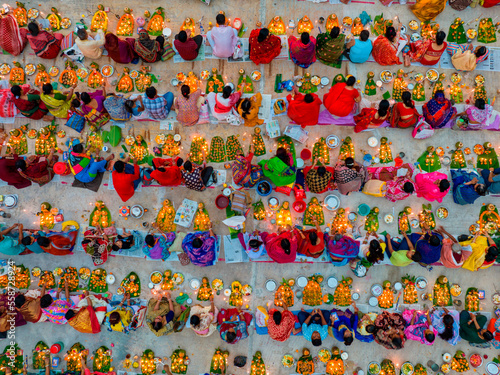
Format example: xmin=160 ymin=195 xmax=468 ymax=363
xmin=324 ymin=194 xmax=340 ymax=211
xmin=296 ymin=275 xmax=308 ymax=288
xmin=131 ymin=205 xmax=144 ymax=218
xmin=371 ymin=283 xmax=383 ymax=296
xmin=265 ymin=279 xmax=277 ymax=292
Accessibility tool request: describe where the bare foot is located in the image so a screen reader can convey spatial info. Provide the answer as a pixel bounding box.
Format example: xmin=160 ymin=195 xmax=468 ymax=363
xmin=105 ymin=153 xmax=115 ymax=162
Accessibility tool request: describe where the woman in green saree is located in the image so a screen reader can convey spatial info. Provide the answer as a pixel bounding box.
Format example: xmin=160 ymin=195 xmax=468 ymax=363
xmin=40 ymin=83 xmax=76 ymax=119
xmin=459 ymin=310 xmax=494 ymax=348
xmin=316 ymin=26 xmax=346 ymax=67
xmin=258 ymin=147 xmax=296 ymax=186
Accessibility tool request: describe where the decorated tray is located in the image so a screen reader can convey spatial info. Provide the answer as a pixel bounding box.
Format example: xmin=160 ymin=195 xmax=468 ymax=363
xmin=200 ymin=70 xmax=210 ymax=80
xmin=150 ymin=271 xmax=162 ymax=285
xmin=79 ymin=267 xmax=90 ymax=280
xmin=251 ymin=70 xmax=262 ymax=81
xmin=343 ymin=17 xmax=352 ymax=27
xmin=369 ymin=361 xmax=381 ymax=375
xmin=475 ymin=75 xmax=485 ymax=85
xmin=129 ymin=70 xmax=139 ymax=79
xmin=282 ymin=355 xmax=294 ymax=368
xmin=409 ymin=20 xmax=419 ymax=30
xmin=426 ymin=69 xmax=439 ymax=82
xmin=61 ymin=17 xmax=71 ymax=29
xmin=48 ymin=66 xmax=59 ymax=77
xmin=380 ymin=70 xmax=393 ymax=83
xmin=311 ymin=75 xmax=321 ymax=86
xmin=451 ymin=72 xmax=462 ymax=84
xmin=27 ymin=8 xmax=39 ymax=19
xmin=436 ymin=147 xmax=445 ymax=157
xmin=59 ymin=267 xmax=79 ymax=291
xmin=474 ymin=144 xmax=484 ymax=154
xmin=25 ymin=64 xmax=36 ymax=76
xmin=318 ymin=349 xmax=331 ymax=363
xmin=101 ymin=65 xmax=114 ymax=78
xmin=436 ymin=207 xmax=449 ymax=219
xmin=326 ymin=134 xmax=340 ymax=148
xmin=466 ymin=29 xmax=477 ymax=39
xmin=39 ymin=270 xmax=55 ymax=288
xmin=31 ymin=267 xmax=41 ymax=278
xmin=0 ymin=63 xmax=10 ymax=75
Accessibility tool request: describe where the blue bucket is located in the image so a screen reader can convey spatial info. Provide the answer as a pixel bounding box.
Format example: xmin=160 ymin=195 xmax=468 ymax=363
xmin=357 ymin=203 xmax=371 ymax=216
xmin=256 ymin=180 xmax=272 ymax=197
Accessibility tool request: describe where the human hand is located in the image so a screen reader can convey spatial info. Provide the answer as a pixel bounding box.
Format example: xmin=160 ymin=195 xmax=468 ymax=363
xmin=490 ymin=168 xmax=495 ymax=172
xmin=165 ymin=291 xmax=171 ymax=299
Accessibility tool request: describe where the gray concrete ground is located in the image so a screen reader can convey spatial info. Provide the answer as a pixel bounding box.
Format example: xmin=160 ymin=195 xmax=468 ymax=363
xmin=2 ymin=0 xmax=500 ymax=374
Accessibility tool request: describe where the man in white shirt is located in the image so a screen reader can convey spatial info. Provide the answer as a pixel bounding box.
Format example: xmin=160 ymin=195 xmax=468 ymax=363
xmin=75 ymin=28 xmax=105 ymax=59
xmin=206 ymin=14 xmax=238 ymax=58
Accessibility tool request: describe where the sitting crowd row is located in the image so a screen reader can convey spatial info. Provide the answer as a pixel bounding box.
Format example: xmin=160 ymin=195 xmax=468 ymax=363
xmin=4 ymin=280 xmax=500 ymax=350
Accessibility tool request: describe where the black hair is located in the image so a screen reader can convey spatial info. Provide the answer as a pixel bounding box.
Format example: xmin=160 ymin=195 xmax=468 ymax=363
xmin=301 ymin=32 xmax=310 ymax=45
xmin=21 ymin=236 xmax=33 ymax=246
xmin=429 ymin=235 xmax=441 ymax=247
xmin=73 ymin=143 xmax=84 ymax=153
xmin=42 ymin=83 xmax=53 ymax=95
xmin=485 ymin=246 xmax=499 ymax=262
xmin=10 ymin=85 xmax=21 ymax=98
xmin=178 ymin=30 xmax=187 ymax=43
xmin=14 ymin=295 xmax=25 ymax=308
xmin=378 ymin=99 xmax=390 ymax=117
xmin=346 ymin=76 xmax=356 ymax=86
xmin=312 ymin=338 xmax=322 ymax=347
xmin=111 ymin=244 xmax=120 ymax=252
xmin=114 ymin=160 xmax=125 ymax=173
xmin=190 ymin=315 xmax=201 ymax=326
xmin=436 ymin=31 xmax=446 ymax=46
xmin=152 ymin=321 xmax=163 ymax=331
xmin=403 ymin=182 xmax=414 ymax=194
xmin=156 ymin=35 xmax=165 ymax=47
xmin=344 ymin=335 xmax=354 ymax=346
xmin=425 ymin=332 xmax=435 ymax=343
xmin=273 ymin=310 xmax=282 ymax=325
xmin=439 ymin=314 xmax=454 ymax=341
xmin=385 ymin=26 xmax=397 ymax=42
xmin=276 ymin=147 xmax=290 ymax=166
xmin=304 ymin=93 xmax=314 ymax=103
xmin=439 ymin=179 xmax=450 ymax=192
xmin=366 ymin=324 xmax=376 ymax=334
xmin=475 ymin=98 xmax=486 ymax=110
xmin=345 ymin=157 xmax=354 ymax=168
xmin=476 ymin=46 xmax=487 ymax=58
xmin=475 ymin=184 xmax=485 ymax=196
xmin=367 ymin=240 xmax=384 ymax=264
xmin=330 ymin=26 xmax=340 ymax=39
xmin=360 ymin=30 xmax=370 ymax=41
xmin=145 ymin=234 xmax=155 ymax=247
xmin=391 ymin=336 xmax=403 ymax=349
xmin=184 ymin=160 xmax=193 ymax=172
xmin=402 ymin=91 xmax=414 ymax=108
xmin=146 ymin=86 xmax=157 ymax=99
xmin=226 ymin=331 xmax=237 ymax=343
xmin=181 ymin=84 xmax=190 ymax=100
xmin=37 ymin=237 xmax=50 ymax=247
xmin=80 ymin=92 xmax=91 ymax=105
xmin=28 ymin=22 xmax=39 ymax=36
xmin=108 ymin=311 xmax=120 ymax=325
xmin=411 ymin=251 xmax=422 ymax=262
xmin=309 ymin=231 xmax=318 ymax=245
xmin=257 ymin=28 xmax=270 ymax=43
xmin=65 ymin=309 xmax=76 ymax=320
xmin=15 ymin=159 xmax=27 ymax=171
xmin=124 ymin=100 xmax=135 ymax=114
xmin=281 ymin=238 xmax=291 ymax=254
xmin=71 ymin=99 xmax=81 ymax=108
xmin=77 ymin=28 xmax=87 ymax=40
xmin=248 ymin=239 xmax=262 ymax=249
xmin=483 ymin=330 xmax=494 ymax=341
xmin=317 ymin=166 xmax=326 ymax=177
xmin=216 ymin=14 xmax=226 ymax=26
xmin=192 ymin=237 xmax=203 ymax=249
xmin=40 ymin=294 xmax=53 ymax=309
xmin=239 ymin=98 xmax=252 ymax=119
xmin=222 ymin=85 xmax=232 ymax=99
xmin=176 ymin=158 xmax=184 ymax=167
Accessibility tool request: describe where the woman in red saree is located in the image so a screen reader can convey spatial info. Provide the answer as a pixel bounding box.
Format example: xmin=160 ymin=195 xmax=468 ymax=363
xmin=15 ymin=149 xmax=57 ymax=187
xmin=249 ymin=28 xmax=282 ymax=65
xmin=295 ymin=218 xmax=324 ymax=258
xmin=261 ymin=226 xmax=297 ymax=263
xmin=323 ymin=76 xmax=360 ymax=117
xmin=26 ymin=22 xmax=63 ymax=59
xmin=104 ymin=32 xmax=137 ymax=64
xmin=66 ymin=294 xmax=106 ymax=334
xmin=391 ymin=91 xmax=420 ymax=128
xmin=372 ymin=27 xmax=402 ymax=66
xmin=10 ymin=85 xmax=51 ymax=120
xmin=217 ymin=308 xmax=253 ymax=344
xmin=0 ymin=13 xmax=27 ymax=56
xmin=41 ymin=222 xmax=79 ymax=256
xmin=354 ymin=100 xmax=390 ymax=133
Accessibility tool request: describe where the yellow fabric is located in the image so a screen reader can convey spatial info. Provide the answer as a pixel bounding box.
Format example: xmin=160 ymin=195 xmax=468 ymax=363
xmin=106 ymin=308 xmax=132 ymax=332
xmin=40 ymin=91 xmax=76 ymax=118
xmin=362 ymin=179 xmax=387 ymax=197
xmin=451 ymin=50 xmax=476 ymax=71
xmin=257 ymin=306 xmax=269 ymax=325
xmin=461 ymin=236 xmax=488 ymax=271
xmin=19 ymin=298 xmax=41 ymax=323
xmin=69 ymin=308 xmax=94 ymax=333
xmin=238 ymin=93 xmax=264 ymax=127
xmin=410 ymin=0 xmax=446 ymax=21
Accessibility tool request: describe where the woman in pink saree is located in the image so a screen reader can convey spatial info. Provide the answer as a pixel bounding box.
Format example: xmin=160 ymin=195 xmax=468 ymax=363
xmin=368 ymin=163 xmax=415 ymax=202
xmin=415 ymin=172 xmax=450 ymax=203
xmin=435 ymin=226 xmax=471 ymax=268
xmin=288 ymin=32 xmax=316 ymax=68
xmin=261 ymin=226 xmax=297 ymax=263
